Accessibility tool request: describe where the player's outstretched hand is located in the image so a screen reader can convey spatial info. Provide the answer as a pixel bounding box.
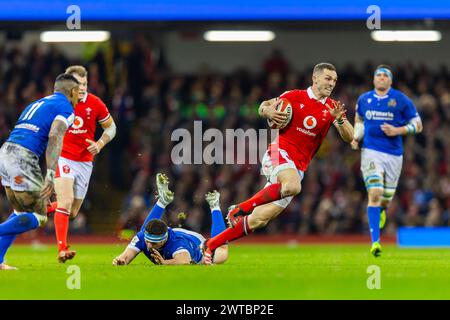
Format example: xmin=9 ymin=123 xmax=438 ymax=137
xmin=326 ymin=100 xmax=346 ymax=121
xmin=265 ymin=99 xmax=288 ymax=127
xmin=350 ymin=139 xmax=360 ymax=150
xmin=86 ymin=139 xmax=104 ymax=155
xmin=149 ymin=248 xmax=165 ymax=265
xmin=380 ymin=123 xmax=400 ymax=136
xmin=112 ymin=257 xmax=126 ymax=266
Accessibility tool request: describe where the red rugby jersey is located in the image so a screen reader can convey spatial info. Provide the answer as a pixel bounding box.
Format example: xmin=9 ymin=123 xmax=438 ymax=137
xmin=268 ymin=87 xmax=343 ymax=171
xmin=60 ymin=93 xmax=111 ymax=162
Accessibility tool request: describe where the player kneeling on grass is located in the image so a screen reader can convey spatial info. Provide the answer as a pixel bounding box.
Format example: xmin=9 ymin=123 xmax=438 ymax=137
xmin=112 ymin=174 xmax=228 ymax=265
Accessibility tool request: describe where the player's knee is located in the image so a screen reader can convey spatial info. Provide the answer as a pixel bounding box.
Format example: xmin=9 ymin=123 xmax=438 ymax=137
xmin=281 ymin=183 xmax=301 ymax=197
xmin=252 ymin=215 xmax=270 ymax=229
xmin=213 ymin=246 xmax=228 ymax=264
xmin=57 ymin=196 xmax=74 ymax=210
xmin=368 ymin=189 xmax=383 ymax=204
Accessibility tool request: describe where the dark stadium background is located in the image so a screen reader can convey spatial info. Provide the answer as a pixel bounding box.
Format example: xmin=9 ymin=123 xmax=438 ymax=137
xmin=0 ymin=1 xmax=448 ymax=244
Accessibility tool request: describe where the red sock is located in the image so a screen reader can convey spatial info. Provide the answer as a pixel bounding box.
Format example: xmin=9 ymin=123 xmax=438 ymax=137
xmin=238 ymin=183 xmax=282 ymax=213
xmin=54 ymin=208 xmax=70 ymax=251
xmin=208 ymin=216 xmax=253 ymax=251
xmin=47 ymin=201 xmax=58 ymax=215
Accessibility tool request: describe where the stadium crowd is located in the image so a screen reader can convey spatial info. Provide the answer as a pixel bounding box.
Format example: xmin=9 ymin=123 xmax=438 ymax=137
xmin=0 ymin=39 xmax=449 ymax=237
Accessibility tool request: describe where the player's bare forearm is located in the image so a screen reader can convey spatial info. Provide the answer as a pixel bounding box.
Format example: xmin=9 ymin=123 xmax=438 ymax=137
xmin=113 ymin=248 xmax=138 ymax=265
xmin=162 ymin=257 xmax=191 ymax=265
xmin=97 ymin=131 xmax=111 ymax=149
xmin=335 ymin=120 xmax=354 ymax=143
xmin=258 ymin=98 xmax=277 ymax=119
xmin=46 ymin=120 xmax=68 ymax=172
xmin=97 ymin=118 xmax=116 ymax=150
xmin=380 ymin=119 xmax=423 ymax=137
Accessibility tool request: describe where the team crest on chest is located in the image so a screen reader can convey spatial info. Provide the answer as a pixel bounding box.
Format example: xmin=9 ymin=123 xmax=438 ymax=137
xmin=388 ymin=99 xmax=397 ymax=107
xmin=86 ymin=107 xmax=92 ymax=119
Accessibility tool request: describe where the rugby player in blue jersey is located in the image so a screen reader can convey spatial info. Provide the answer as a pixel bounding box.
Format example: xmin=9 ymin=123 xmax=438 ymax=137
xmin=351 ymin=65 xmax=422 ymax=257
xmin=0 ymin=73 xmax=79 ymax=269
xmin=113 ymin=174 xmax=228 ymax=266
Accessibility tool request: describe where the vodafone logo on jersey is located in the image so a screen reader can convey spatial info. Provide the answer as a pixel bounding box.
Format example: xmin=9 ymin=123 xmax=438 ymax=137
xmin=69 ymin=116 xmax=88 ymax=134
xmin=303 ymin=116 xmax=317 ymax=129
xmin=72 ymin=116 xmax=84 ymax=129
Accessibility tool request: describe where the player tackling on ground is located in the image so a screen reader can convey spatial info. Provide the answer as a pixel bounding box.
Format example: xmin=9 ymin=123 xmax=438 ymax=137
xmin=351 ymin=65 xmax=422 ymax=257
xmin=0 ymin=74 xmax=78 ymax=270
xmin=202 ymin=63 xmax=354 ymax=264
xmin=48 ymin=65 xmax=116 ymax=263
xmin=113 ymin=174 xmax=228 ymax=265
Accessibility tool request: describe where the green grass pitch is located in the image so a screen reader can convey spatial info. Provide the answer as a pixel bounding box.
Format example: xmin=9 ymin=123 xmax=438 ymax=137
xmin=1 ymin=243 xmax=450 ymax=300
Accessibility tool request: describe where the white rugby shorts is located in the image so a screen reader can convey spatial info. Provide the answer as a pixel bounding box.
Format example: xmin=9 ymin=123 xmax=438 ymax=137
xmin=0 ymin=142 xmax=43 ymax=192
xmin=361 ymin=148 xmax=403 ymax=200
xmin=261 ymin=148 xmax=304 ymax=208
xmin=56 ymin=156 xmax=93 ymax=199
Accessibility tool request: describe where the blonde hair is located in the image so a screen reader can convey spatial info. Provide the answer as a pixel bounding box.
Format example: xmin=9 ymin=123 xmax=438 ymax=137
xmin=65 ymin=65 xmax=88 ymax=78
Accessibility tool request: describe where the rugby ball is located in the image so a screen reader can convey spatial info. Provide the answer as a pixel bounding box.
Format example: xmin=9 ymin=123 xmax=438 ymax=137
xmin=267 ymin=98 xmax=293 ymax=130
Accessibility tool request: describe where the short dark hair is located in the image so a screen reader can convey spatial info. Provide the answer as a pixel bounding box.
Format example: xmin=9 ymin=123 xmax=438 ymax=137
xmin=54 ymin=73 xmax=79 ymax=95
xmin=375 ymin=64 xmax=393 ymax=73
xmin=313 ymin=62 xmax=336 ymax=75
xmin=145 ymin=219 xmax=168 ymax=236
xmin=55 ymin=73 xmax=79 ymax=85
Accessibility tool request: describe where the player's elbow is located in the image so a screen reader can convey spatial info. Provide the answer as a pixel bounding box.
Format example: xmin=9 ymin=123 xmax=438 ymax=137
xmin=416 ymin=122 xmax=423 ymax=133
xmin=258 ymin=101 xmax=269 ymax=118
xmin=103 ymin=121 xmax=117 ymax=140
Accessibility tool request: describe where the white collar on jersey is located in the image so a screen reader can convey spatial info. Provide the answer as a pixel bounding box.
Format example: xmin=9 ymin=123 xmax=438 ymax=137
xmin=373 ymin=88 xmax=391 ymax=99
xmin=307 ymin=87 xmax=327 ymax=104
xmin=80 ymin=92 xmax=88 ymax=103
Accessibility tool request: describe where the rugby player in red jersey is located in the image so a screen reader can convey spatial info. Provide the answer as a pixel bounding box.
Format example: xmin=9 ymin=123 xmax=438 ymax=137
xmin=202 ymin=63 xmax=354 ymax=264
xmin=49 ymin=65 xmax=116 ymax=262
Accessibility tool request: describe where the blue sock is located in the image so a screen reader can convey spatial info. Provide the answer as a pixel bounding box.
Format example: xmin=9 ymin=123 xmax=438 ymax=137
xmin=210 ymin=209 xmax=226 ymax=237
xmin=0 ymin=212 xmax=39 ymax=237
xmin=367 ymin=206 xmax=381 ymax=243
xmin=140 ymin=202 xmax=165 ymax=232
xmin=0 ymin=213 xmax=18 ymax=264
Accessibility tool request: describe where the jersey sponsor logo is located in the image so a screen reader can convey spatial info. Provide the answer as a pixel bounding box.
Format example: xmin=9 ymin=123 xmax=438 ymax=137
xmin=68 ymin=116 xmax=88 ymax=134
xmin=72 ymin=116 xmax=84 ymax=129
xmin=303 ymin=116 xmax=317 ymax=129
xmin=63 ymin=165 xmax=71 ymax=174
xmin=14 ymin=176 xmax=23 ymax=185
xmin=130 ymin=236 xmax=139 ymax=247
xmin=296 ymin=127 xmax=316 ymax=137
xmin=365 ymin=110 xmax=394 ymax=121
xmin=14 ymin=123 xmax=40 ymax=133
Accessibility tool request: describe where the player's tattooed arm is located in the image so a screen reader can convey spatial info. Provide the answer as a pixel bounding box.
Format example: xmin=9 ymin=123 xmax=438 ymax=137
xmin=259 ymin=98 xmax=288 ymax=126
xmin=86 ymin=117 xmax=116 ymax=155
xmin=41 ymin=119 xmax=68 ymax=198
xmin=327 ymin=101 xmax=354 ymax=143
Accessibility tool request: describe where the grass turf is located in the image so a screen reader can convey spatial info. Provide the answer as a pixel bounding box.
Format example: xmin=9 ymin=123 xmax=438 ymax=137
xmin=0 ymin=243 xmax=449 ymax=300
